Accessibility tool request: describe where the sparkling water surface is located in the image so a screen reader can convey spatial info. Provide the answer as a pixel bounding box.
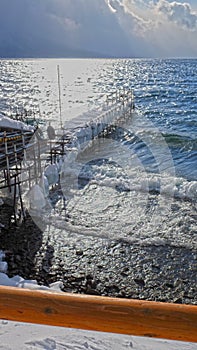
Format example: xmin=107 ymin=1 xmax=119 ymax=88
xmin=0 ymin=58 xmax=196 ymax=247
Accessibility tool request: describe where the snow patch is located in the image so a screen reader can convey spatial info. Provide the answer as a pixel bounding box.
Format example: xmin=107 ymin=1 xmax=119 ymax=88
xmin=0 ymin=113 xmax=34 ymax=132
xmin=0 ymin=250 xmax=62 ymax=291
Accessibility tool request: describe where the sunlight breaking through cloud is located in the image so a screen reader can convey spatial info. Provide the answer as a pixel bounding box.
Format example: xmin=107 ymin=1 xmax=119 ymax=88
xmin=0 ymin=0 xmax=197 ymax=58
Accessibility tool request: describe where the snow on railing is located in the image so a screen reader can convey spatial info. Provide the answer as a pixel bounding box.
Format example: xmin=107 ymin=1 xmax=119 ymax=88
xmin=29 ymin=90 xmax=135 ymax=210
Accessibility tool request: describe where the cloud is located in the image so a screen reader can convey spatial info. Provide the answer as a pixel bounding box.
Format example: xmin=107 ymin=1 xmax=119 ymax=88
xmin=0 ymin=0 xmax=196 ymax=58
xmin=110 ymin=0 xmax=197 ymax=57
xmin=107 ymin=0 xmax=151 ymax=35
xmin=121 ymin=0 xmax=197 ymax=30
xmin=156 ymin=0 xmax=197 ymax=30
xmin=0 ymin=0 xmax=76 ymax=57
xmin=105 ymin=0 xmax=153 ymax=56
xmin=0 ymin=0 xmax=135 ymax=57
xmin=106 ymin=0 xmax=117 ymax=12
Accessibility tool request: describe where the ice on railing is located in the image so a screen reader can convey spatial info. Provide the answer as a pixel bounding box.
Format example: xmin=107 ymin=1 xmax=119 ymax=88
xmin=39 ymin=174 xmax=49 ymax=198
xmin=60 ymin=94 xmax=132 ymax=188
xmin=44 ymin=164 xmax=59 ymax=186
xmin=54 ymin=95 xmax=133 ymax=168
xmin=29 ymin=184 xmax=47 ymax=210
xmin=27 ymin=90 xmax=134 ymax=210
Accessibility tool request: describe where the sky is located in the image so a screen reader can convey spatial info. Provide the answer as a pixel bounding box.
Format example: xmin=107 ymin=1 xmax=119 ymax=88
xmin=0 ymin=0 xmax=197 ymax=58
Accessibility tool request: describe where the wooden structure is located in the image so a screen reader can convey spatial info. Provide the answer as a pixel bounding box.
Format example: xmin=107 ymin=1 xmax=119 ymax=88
xmin=0 ymin=90 xmax=134 ymax=190
xmin=0 ymin=286 xmax=196 ymax=343
xmin=49 ymin=89 xmax=134 ymax=164
xmin=0 ymin=130 xmax=34 ymax=172
xmin=0 ymin=129 xmax=40 ymax=223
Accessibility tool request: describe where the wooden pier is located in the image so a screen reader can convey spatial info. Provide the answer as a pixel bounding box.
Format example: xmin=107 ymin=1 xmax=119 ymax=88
xmin=0 ymin=89 xmax=134 ymax=222
xmin=49 ymin=89 xmax=134 ymax=164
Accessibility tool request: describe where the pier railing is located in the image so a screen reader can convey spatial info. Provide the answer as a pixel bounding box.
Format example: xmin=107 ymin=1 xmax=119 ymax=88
xmin=0 ymin=90 xmax=134 ymax=189
xmin=48 ymin=89 xmax=134 ymax=163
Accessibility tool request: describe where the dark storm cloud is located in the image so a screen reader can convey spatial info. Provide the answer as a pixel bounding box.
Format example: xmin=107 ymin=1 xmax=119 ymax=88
xmin=0 ymin=0 xmax=135 ymax=57
xmin=0 ymin=0 xmax=196 ymax=58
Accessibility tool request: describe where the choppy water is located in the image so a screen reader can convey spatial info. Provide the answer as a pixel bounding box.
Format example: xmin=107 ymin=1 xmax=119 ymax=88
xmin=0 ymin=58 xmax=197 ymax=248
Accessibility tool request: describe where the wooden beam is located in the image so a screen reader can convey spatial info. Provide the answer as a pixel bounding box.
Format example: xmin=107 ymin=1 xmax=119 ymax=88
xmin=0 ymin=286 xmax=197 ymax=342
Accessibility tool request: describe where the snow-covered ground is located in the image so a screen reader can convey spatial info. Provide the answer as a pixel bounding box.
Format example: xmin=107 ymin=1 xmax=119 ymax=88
xmin=0 ymin=320 xmax=197 ymax=350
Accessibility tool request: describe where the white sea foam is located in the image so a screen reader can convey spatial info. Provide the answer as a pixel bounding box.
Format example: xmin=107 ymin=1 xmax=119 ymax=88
xmin=25 ymin=136 xmax=196 ymax=249
xmin=70 ymin=160 xmax=197 ymax=202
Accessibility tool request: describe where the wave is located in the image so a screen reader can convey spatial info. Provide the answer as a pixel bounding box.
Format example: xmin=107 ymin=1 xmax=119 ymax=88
xmin=163 ymin=133 xmax=197 ymax=150
xmin=77 ymin=161 xmax=197 ymax=202
xmin=51 ymin=170 xmax=197 ymax=249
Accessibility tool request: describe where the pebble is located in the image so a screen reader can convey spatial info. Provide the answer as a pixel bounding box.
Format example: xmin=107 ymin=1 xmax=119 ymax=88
xmin=0 ymin=203 xmax=197 ymax=304
xmin=76 ymin=250 xmax=83 ymax=256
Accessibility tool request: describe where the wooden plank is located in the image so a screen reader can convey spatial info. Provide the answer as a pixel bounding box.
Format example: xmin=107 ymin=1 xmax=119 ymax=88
xmin=0 ymin=286 xmax=196 ymax=342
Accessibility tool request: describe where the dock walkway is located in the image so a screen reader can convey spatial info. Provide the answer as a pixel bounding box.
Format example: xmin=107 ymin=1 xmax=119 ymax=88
xmin=49 ymin=89 xmax=134 ymax=162
xmin=0 ymin=90 xmax=134 ymax=221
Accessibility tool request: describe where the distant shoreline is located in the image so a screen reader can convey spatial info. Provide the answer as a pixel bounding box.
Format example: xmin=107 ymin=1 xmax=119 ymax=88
xmin=0 ymin=56 xmax=196 ymax=60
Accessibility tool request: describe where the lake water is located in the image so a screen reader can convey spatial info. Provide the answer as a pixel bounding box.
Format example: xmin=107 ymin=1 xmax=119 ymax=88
xmin=0 ymin=58 xmax=196 ymax=248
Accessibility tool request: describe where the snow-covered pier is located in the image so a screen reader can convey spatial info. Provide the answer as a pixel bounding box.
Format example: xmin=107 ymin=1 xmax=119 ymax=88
xmin=49 ymin=89 xmax=134 ymax=162
xmin=27 ymin=89 xmax=135 ymax=212
xmin=0 ymin=90 xmax=135 ymax=220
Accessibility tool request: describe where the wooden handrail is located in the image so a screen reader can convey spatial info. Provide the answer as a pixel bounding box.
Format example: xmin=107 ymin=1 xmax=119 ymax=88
xmin=0 ymin=286 xmax=196 ymax=342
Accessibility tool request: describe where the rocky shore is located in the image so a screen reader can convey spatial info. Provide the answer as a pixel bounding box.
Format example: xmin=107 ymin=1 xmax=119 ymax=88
xmin=0 ymin=200 xmax=196 ymax=305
